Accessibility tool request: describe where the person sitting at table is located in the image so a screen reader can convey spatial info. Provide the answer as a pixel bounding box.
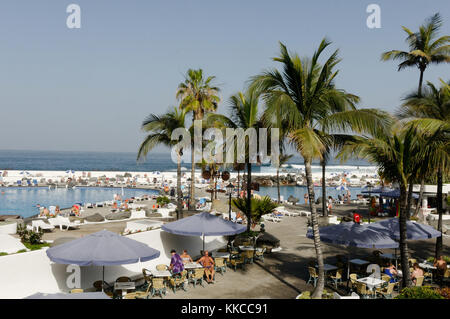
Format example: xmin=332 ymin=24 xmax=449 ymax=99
xmin=434 ymin=255 xmax=448 ymax=284
xmin=383 ymin=262 xmax=398 ymax=283
xmin=169 ymin=249 xmax=184 ymax=276
xmin=411 ymin=263 xmax=424 ymax=285
xmin=197 ymin=250 xmax=215 ymax=284
xmin=180 ymin=250 xmax=193 ymax=264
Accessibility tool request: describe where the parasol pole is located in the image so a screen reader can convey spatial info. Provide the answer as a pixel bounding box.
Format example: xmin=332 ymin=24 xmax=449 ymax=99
xmin=102 ymin=266 xmax=105 ymax=293
xmin=202 ymin=233 xmax=205 ymax=252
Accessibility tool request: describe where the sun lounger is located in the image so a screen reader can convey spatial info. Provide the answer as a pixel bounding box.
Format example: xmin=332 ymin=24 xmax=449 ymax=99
xmin=262 ymin=214 xmax=282 ymax=223
xmin=48 ymin=216 xmax=80 ymax=230
xmin=299 ymin=210 xmax=311 ymax=217
xmin=130 ymin=210 xmax=146 ymax=219
xmin=32 ymin=220 xmax=55 ymax=232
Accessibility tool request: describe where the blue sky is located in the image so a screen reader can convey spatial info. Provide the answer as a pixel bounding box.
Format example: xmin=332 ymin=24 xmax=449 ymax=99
xmin=0 ymin=0 xmax=449 ymax=153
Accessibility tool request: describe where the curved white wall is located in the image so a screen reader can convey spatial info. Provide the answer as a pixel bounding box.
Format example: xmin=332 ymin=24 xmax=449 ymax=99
xmin=0 ymin=228 xmax=226 ymax=299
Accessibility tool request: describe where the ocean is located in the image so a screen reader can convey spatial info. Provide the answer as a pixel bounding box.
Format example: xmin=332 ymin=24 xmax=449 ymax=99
xmin=0 ymin=150 xmax=373 ymax=173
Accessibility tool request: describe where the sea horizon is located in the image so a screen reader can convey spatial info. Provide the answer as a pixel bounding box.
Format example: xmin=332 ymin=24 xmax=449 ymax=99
xmin=0 ymin=149 xmax=374 ymax=173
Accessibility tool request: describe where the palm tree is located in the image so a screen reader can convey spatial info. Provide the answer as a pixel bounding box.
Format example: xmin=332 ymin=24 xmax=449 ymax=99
xmin=251 ymin=39 xmax=388 ymax=297
xmin=177 ymin=69 xmax=221 ymax=209
xmin=207 ymin=88 xmax=264 ymax=233
xmin=401 ymin=80 xmax=450 ymax=257
xmin=232 ymin=196 xmax=278 ymax=227
xmin=338 ymin=119 xmax=435 ymax=288
xmin=381 ymin=13 xmax=450 ymax=96
xmin=137 ymin=107 xmax=188 ymax=219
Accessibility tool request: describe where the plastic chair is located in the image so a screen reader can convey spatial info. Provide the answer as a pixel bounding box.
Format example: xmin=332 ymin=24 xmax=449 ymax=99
xmin=169 ymin=270 xmax=187 ymax=293
xmin=150 ymin=278 xmax=167 ymax=298
xmin=156 ymin=264 xmax=168 ymax=271
xmin=214 ymin=258 xmax=227 ymax=275
xmin=189 ymin=268 xmax=205 ymax=287
xmin=307 ymin=267 xmax=318 ymax=287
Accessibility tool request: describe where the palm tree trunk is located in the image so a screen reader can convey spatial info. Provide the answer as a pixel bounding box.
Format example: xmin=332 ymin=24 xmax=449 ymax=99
xmin=435 ymin=166 xmax=443 ymax=259
xmin=406 ymin=180 xmax=414 ymax=220
xmin=305 ymin=158 xmax=324 ymax=298
xmin=418 ymin=69 xmax=424 ymax=97
xmin=321 ymin=160 xmax=327 ymax=217
xmin=399 ymin=183 xmax=412 ymax=288
xmin=190 ymin=125 xmax=195 ymax=210
xmin=176 ymin=152 xmax=182 ymax=220
xmin=277 ymin=168 xmax=281 ymax=203
xmin=246 ymin=162 xmax=252 ymax=232
xmin=414 ymin=178 xmax=425 ymax=217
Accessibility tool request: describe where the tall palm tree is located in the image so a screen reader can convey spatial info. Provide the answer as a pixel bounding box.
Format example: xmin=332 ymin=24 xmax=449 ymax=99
xmin=381 ymin=13 xmax=450 ymax=96
xmin=338 ymin=119 xmax=438 ymax=288
xmin=251 ymin=39 xmax=388 ymax=297
xmin=137 ymin=107 xmax=188 ymax=219
xmin=207 ymin=88 xmax=264 ymax=233
xmin=177 ymin=69 xmax=221 ymax=209
xmin=401 ymin=80 xmax=450 ymax=257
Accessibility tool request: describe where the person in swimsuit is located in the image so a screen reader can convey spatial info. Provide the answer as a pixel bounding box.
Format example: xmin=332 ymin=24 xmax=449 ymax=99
xmin=180 ymin=250 xmax=193 ymax=264
xmin=197 ymin=250 xmax=215 ymax=283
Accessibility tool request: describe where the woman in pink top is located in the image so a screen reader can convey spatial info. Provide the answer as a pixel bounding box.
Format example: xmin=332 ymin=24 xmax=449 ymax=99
xmin=411 ymin=263 xmax=424 ymax=285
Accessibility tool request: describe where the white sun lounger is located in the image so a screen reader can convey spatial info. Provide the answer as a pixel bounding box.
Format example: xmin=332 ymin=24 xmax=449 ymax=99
xmin=262 ymin=214 xmax=282 ymax=223
xmin=299 ymin=210 xmax=311 ymax=217
xmin=31 ymin=220 xmax=55 ymax=232
xmin=48 ymin=216 xmax=80 ymax=231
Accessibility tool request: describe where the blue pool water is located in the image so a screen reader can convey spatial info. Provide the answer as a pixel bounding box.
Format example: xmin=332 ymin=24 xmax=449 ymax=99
xmin=258 ymin=186 xmax=364 ymax=202
xmin=0 ymin=187 xmax=159 ymax=218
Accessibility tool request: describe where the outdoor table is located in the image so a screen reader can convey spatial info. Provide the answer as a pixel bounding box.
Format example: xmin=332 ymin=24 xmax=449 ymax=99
xmin=315 ymin=264 xmax=338 ymax=273
xmin=239 ymin=246 xmax=255 ymax=251
xmin=350 ymin=259 xmax=370 ymax=266
xmin=151 ymin=270 xmax=172 ymax=278
xmin=114 ymin=282 xmax=135 ymax=297
xmin=184 ymin=262 xmax=203 ymax=270
xmin=357 ymin=277 xmax=384 ymax=297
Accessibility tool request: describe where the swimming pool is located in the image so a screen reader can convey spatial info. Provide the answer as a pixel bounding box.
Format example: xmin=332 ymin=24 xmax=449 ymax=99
xmin=0 ymin=187 xmax=159 ymax=218
xmin=258 ymin=186 xmax=364 ymax=202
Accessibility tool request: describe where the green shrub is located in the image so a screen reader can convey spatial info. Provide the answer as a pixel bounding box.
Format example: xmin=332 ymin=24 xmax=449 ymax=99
xmin=16 ymin=249 xmax=27 ymax=254
xmin=156 ymin=196 xmax=170 ymax=206
xmin=16 ymin=224 xmax=44 ymax=245
xmin=0 ymin=252 xmax=8 ymax=256
xmin=395 ymin=286 xmax=444 ymax=299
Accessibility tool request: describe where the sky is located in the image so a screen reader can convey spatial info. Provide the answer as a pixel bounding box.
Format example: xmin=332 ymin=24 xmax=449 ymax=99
xmin=0 ymin=0 xmax=449 ymax=153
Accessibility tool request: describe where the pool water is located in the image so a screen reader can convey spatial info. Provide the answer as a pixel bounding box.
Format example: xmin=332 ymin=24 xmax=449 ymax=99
xmin=0 ymin=187 xmax=159 ymax=218
xmin=258 ymin=186 xmax=364 ymax=202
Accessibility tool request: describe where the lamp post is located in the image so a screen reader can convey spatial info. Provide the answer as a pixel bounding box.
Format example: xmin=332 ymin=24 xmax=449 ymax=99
xmin=226 ymin=183 xmax=235 ymax=221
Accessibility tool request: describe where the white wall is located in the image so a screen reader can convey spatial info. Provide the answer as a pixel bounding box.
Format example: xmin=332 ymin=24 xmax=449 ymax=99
xmin=0 ymin=228 xmax=226 ymax=299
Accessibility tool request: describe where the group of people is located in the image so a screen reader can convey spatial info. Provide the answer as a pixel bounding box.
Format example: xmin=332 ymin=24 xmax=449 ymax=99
xmin=38 ymin=205 xmax=61 ymax=217
xmin=169 ymin=249 xmax=216 ymax=284
xmin=383 ymin=255 xmax=448 ymax=285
